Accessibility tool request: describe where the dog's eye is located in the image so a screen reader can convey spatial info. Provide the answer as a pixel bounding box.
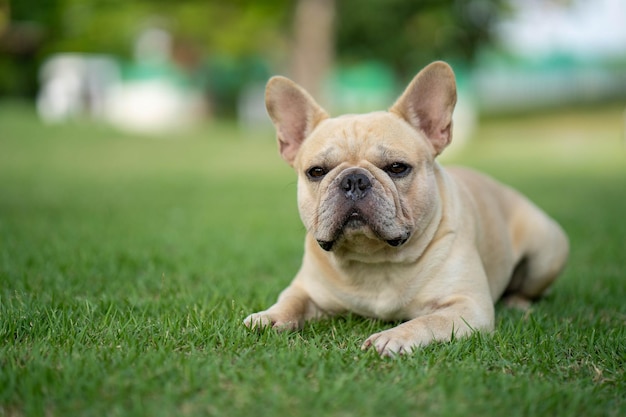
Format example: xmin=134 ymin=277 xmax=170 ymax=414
xmin=306 ymin=166 xmax=328 ymax=181
xmin=385 ymin=162 xmax=411 ymax=178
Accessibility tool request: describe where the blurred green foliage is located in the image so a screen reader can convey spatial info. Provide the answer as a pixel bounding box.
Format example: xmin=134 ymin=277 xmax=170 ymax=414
xmin=1 ymin=0 xmax=292 ymax=98
xmin=9 ymin=0 xmax=291 ymax=57
xmin=1 ymin=0 xmax=506 ymax=101
xmin=336 ymin=0 xmax=506 ymax=78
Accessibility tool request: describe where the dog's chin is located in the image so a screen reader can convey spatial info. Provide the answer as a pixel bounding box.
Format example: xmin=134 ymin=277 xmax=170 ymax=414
xmin=344 ymin=211 xmax=367 ymax=230
xmin=315 ymin=212 xmax=411 ymax=252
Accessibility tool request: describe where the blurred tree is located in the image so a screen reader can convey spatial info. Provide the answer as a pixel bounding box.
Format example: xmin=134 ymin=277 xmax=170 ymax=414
xmin=0 ymin=0 xmax=508 ymax=105
xmin=0 ymin=0 xmax=292 ymax=98
xmin=0 ymin=0 xmax=49 ymax=95
xmin=291 ymin=0 xmax=335 ymax=98
xmin=45 ymin=0 xmax=292 ymax=58
xmin=336 ymin=0 xmax=507 ymax=79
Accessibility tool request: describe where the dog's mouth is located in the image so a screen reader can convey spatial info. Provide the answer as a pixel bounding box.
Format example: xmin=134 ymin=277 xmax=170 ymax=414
xmin=316 ymin=209 xmax=411 ymax=251
xmin=345 ymin=210 xmax=366 ymax=229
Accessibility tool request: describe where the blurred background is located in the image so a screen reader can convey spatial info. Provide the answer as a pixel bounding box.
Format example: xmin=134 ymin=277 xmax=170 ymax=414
xmin=1 ymin=0 xmax=625 ymax=136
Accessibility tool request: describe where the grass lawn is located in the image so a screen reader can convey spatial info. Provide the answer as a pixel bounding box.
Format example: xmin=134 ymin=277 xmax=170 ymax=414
xmin=1 ymin=102 xmax=625 ymax=417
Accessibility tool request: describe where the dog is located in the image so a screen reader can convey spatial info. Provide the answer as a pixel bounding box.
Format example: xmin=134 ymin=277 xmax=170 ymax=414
xmin=244 ymin=61 xmax=569 ymax=357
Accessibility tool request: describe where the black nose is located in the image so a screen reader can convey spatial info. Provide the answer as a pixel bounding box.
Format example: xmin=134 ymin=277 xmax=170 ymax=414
xmin=340 ymin=173 xmax=372 ymax=200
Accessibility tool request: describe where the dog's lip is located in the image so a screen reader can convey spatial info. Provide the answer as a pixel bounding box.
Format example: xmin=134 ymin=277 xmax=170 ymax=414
xmin=316 ymin=239 xmax=335 ymax=251
xmin=386 ymin=232 xmax=411 ymax=247
xmin=315 ymin=208 xmax=412 ymax=251
xmin=316 ymin=210 xmax=365 ymax=251
xmin=317 ymin=231 xmax=411 ymax=252
xmin=344 ymin=210 xmax=366 ymax=228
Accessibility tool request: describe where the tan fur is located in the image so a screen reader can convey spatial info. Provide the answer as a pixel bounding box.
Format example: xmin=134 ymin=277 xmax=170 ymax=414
xmin=244 ymin=61 xmax=569 ymax=356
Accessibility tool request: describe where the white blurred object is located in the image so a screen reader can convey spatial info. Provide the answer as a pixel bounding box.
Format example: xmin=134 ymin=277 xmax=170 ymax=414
xmin=36 ymin=28 xmax=206 ymax=135
xmin=448 ymin=92 xmax=477 ymax=157
xmin=498 ymin=0 xmax=626 ymax=60
xmin=105 ymin=80 xmax=204 ymax=135
xmin=437 ymin=91 xmax=477 ymax=161
xmin=37 ymin=53 xmax=120 ymax=122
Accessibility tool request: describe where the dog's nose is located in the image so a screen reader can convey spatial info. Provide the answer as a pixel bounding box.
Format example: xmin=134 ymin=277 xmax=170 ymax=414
xmin=341 ymin=173 xmax=372 ymax=200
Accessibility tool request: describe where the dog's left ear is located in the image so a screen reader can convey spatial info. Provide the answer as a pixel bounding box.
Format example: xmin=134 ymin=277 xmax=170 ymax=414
xmin=390 ymin=61 xmax=457 ymax=156
xmin=265 ymin=76 xmax=329 ymax=166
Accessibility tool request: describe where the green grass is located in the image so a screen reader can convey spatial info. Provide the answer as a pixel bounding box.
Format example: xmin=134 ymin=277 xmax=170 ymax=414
xmin=1 ymin=102 xmax=625 ymax=417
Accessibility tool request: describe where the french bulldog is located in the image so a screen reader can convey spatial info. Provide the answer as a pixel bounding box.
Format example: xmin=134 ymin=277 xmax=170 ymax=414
xmin=244 ymin=61 xmax=569 ymax=357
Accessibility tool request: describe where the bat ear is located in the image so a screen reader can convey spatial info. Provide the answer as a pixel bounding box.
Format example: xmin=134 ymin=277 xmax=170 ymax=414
xmin=390 ymin=61 xmax=457 ymax=156
xmin=265 ymin=76 xmax=329 ymax=166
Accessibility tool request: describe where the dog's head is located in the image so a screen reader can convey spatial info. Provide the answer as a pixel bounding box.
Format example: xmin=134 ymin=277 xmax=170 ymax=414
xmin=265 ymin=62 xmax=457 ymax=256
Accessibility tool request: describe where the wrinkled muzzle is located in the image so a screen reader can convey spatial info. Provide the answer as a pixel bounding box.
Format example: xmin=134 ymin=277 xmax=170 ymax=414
xmin=313 ymin=168 xmax=411 ymax=251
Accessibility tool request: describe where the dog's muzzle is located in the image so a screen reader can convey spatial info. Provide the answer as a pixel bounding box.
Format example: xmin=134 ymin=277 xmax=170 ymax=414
xmin=314 ymin=168 xmax=411 ymax=252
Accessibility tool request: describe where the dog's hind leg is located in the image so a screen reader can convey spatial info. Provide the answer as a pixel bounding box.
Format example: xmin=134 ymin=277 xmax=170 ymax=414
xmin=504 ymin=202 xmax=569 ymax=306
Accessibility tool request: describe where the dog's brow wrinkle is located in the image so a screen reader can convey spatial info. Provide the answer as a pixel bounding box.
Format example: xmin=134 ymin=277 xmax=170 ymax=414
xmin=376 ymin=145 xmax=408 ymax=163
xmin=376 ymin=145 xmax=390 ymax=158
xmin=315 ymin=147 xmax=337 ymax=165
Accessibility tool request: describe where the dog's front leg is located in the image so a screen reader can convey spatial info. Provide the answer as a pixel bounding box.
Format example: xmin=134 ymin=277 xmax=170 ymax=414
xmin=361 ymin=294 xmax=494 ymax=357
xmin=243 ymin=283 xmax=323 ymax=331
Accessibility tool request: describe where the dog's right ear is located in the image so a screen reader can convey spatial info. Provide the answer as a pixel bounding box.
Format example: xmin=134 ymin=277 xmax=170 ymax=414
xmin=265 ymin=77 xmax=329 ymax=166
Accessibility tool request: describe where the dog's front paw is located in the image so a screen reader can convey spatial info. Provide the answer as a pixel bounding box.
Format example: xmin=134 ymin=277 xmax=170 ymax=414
xmin=361 ymin=323 xmax=436 ymax=357
xmin=361 ymin=331 xmax=415 ymax=357
xmin=243 ymin=311 xmax=301 ymax=331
